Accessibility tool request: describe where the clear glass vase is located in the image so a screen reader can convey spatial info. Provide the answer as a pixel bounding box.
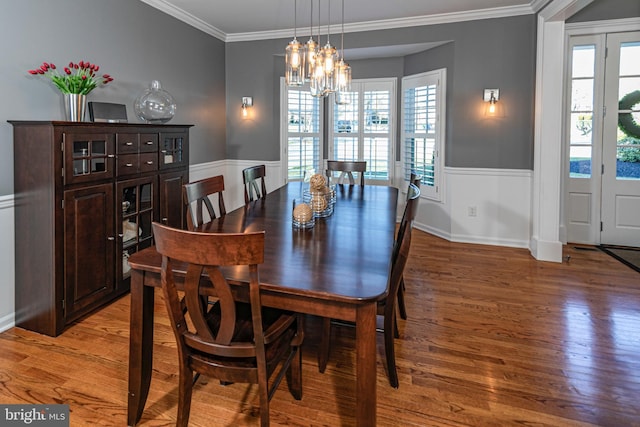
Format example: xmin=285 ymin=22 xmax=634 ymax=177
xmin=133 ymin=80 xmax=176 ymax=124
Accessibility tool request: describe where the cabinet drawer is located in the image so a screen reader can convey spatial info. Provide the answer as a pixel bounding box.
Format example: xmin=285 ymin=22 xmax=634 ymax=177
xmin=139 ymin=152 xmax=158 ymax=173
xmin=117 ymin=133 xmax=139 ymax=154
xmin=139 ymin=133 xmax=158 ymax=153
xmin=118 ymin=154 xmax=139 ymax=176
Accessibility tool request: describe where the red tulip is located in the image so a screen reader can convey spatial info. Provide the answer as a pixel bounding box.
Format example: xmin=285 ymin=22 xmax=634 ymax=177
xmin=28 ymin=70 xmax=38 ymax=75
xmin=79 ymin=60 xmax=84 ymax=68
xmin=94 ymin=65 xmax=99 ymax=72
xmin=42 ymin=62 xmax=50 ymax=70
xmin=37 ymin=69 xmax=44 ymax=74
xmin=81 ymin=75 xmax=87 ymax=81
xmin=68 ymin=62 xmax=74 ymax=68
xmin=64 ymin=68 xmax=71 ymax=75
xmin=50 ymin=63 xmax=57 ymax=70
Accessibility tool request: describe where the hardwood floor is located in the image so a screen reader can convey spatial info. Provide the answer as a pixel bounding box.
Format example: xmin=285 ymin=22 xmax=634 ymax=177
xmin=1 ymin=230 xmax=639 ymax=426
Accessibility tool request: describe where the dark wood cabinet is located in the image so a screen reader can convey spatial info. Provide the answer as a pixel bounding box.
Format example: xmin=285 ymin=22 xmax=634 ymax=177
xmin=10 ymin=121 xmax=191 ymax=336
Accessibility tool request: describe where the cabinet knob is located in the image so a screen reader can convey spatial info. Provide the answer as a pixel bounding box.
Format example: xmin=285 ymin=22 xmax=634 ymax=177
xmin=162 ymin=217 xmax=168 ymax=223
xmin=118 ymin=233 xmax=124 ymax=238
xmin=125 ymin=163 xmax=134 ymax=167
xmin=108 ymin=154 xmax=116 ymax=158
xmin=161 ymin=150 xmax=167 ymax=153
xmin=146 ymin=161 xmax=154 ymax=165
xmin=125 ymin=142 xmax=134 ymax=146
xmin=107 ymin=236 xmax=115 ymax=241
xmin=145 ymin=141 xmax=154 ymax=145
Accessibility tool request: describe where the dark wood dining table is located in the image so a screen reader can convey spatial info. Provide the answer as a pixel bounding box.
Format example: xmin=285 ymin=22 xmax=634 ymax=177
xmin=127 ymin=182 xmax=399 ymax=426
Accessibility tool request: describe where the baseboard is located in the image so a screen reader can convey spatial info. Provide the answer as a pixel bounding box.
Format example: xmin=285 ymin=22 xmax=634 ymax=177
xmin=0 ymin=313 xmax=14 ymax=334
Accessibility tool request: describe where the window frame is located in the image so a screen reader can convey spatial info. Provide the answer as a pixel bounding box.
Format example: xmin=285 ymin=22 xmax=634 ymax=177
xmin=327 ymin=78 xmax=397 ymax=186
xmin=280 ymin=77 xmax=324 ymax=183
xmin=401 ymin=68 xmax=446 ymax=201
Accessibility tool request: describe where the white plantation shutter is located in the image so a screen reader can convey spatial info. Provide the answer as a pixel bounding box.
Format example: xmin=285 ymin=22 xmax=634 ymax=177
xmin=285 ymin=85 xmax=323 ymax=181
xmin=401 ymin=69 xmax=446 ymax=200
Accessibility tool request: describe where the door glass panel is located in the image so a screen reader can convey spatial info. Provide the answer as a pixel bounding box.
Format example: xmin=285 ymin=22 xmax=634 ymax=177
xmin=334 ymin=93 xmax=359 ymax=134
xmin=364 ymin=91 xmax=389 ymax=133
xmin=616 ymin=42 xmax=640 ymax=180
xmin=363 ymin=137 xmax=389 ymax=180
xmin=569 ymin=44 xmax=596 ymax=178
xmin=334 ymin=136 xmax=358 ymax=160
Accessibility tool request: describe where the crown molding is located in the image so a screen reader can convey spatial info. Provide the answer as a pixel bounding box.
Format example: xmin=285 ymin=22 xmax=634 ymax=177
xmin=139 ymin=0 xmax=226 ymax=41
xmin=228 ymin=4 xmax=535 ymax=42
xmin=141 ymin=0 xmax=535 ymax=43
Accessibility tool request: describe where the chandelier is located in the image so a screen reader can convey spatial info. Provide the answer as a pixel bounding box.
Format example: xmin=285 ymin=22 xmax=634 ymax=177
xmin=285 ymin=0 xmax=351 ymax=102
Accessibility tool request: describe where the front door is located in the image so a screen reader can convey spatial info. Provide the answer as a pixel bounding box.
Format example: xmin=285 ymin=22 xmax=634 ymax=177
xmin=600 ymin=32 xmax=640 ymax=246
xmin=566 ymin=31 xmax=640 ymax=247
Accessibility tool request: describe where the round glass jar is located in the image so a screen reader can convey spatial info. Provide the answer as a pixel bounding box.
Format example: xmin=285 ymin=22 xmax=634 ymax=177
xmin=133 ymin=80 xmax=176 ymax=124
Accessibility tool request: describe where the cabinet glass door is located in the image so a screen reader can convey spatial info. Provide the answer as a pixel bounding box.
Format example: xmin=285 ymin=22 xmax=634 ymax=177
xmin=119 ymin=177 xmax=156 ymax=282
xmin=64 ymin=132 xmax=115 ymax=185
xmin=160 ymin=132 xmax=187 ymax=169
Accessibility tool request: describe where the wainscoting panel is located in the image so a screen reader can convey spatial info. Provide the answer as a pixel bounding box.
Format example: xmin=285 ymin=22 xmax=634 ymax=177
xmin=0 ymin=195 xmax=15 ymax=333
xmin=446 ymin=167 xmax=532 ymax=248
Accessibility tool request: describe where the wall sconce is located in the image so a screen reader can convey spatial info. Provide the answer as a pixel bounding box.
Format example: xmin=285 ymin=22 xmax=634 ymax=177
xmin=483 ymin=89 xmax=500 ymax=117
xmin=241 ymin=96 xmax=253 ymax=118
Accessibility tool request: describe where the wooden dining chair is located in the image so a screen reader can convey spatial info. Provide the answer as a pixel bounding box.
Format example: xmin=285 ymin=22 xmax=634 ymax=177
xmin=182 ymin=175 xmax=227 ymax=230
xmin=152 ymin=222 xmax=304 ymax=427
xmin=397 ymin=173 xmax=421 ymax=320
xmin=325 ymin=160 xmax=367 ymax=186
xmin=243 ymin=164 xmax=268 ymax=204
xmin=317 ymin=183 xmax=420 ymax=388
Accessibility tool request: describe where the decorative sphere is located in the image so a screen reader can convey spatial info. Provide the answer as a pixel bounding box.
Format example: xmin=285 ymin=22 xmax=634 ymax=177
xmin=309 ymin=174 xmax=327 ymax=191
xmin=134 ymin=80 xmax=177 ymax=124
xmin=310 ymin=194 xmax=328 ymax=212
xmin=293 ymin=203 xmax=313 ymax=222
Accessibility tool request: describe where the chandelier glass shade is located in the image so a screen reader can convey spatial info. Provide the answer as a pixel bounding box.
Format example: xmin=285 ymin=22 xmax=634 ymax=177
xmin=285 ymin=0 xmax=304 ymax=86
xmin=286 ymin=0 xmax=350 ymax=102
xmin=334 ymin=0 xmax=351 ymax=104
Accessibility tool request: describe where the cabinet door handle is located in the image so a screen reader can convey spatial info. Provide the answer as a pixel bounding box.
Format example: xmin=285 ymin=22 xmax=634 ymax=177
xmin=161 ymin=150 xmax=167 ymax=153
xmin=162 ymin=217 xmax=168 ymax=223
xmin=108 ymin=154 xmax=116 ymax=158
xmin=107 ymin=236 xmax=115 ymax=241
xmin=125 ymin=163 xmax=134 ymax=167
xmin=146 ymin=161 xmax=154 ymax=165
xmin=125 ymin=142 xmax=134 ymax=146
xmin=118 ymin=233 xmax=124 ymax=238
xmin=145 ymin=141 xmax=154 ymax=145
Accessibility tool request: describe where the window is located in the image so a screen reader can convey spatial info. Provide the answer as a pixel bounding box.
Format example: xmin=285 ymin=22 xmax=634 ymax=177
xmin=401 ymin=69 xmax=446 ymax=200
xmin=328 ymin=79 xmax=396 ymax=185
xmin=568 ymin=43 xmax=597 ymax=178
xmin=282 ymin=80 xmax=323 ymax=181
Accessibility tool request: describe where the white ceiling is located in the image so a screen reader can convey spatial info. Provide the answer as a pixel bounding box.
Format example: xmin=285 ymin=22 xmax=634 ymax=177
xmin=140 ymin=0 xmax=547 ymax=42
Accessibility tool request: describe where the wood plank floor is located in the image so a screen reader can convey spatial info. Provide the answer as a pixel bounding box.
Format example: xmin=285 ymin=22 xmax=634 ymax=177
xmin=1 ymin=230 xmax=639 ymax=426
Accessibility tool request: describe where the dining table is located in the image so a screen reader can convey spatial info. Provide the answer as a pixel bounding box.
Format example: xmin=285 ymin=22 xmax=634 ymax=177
xmin=127 ymin=181 xmax=399 ymax=426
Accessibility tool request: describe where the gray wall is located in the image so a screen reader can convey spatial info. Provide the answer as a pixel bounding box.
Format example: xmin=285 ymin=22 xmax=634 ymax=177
xmin=225 ymin=14 xmax=537 ymax=170
xmin=0 ymin=0 xmax=226 ymax=196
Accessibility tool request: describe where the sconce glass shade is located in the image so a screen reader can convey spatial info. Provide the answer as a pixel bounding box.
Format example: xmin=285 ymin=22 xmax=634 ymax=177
xmin=483 ymin=89 xmax=502 ymax=117
xmin=241 ymin=96 xmax=253 ymax=118
xmin=285 ymin=38 xmax=304 ymax=86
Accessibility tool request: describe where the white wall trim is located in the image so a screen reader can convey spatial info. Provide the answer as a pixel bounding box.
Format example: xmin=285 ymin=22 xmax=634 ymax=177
xmin=565 ymin=17 xmax=640 ymax=35
xmin=0 ymin=194 xmax=15 ymax=333
xmin=530 ymin=0 xmax=595 ymax=263
xmin=445 ymin=167 xmax=532 ymax=249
